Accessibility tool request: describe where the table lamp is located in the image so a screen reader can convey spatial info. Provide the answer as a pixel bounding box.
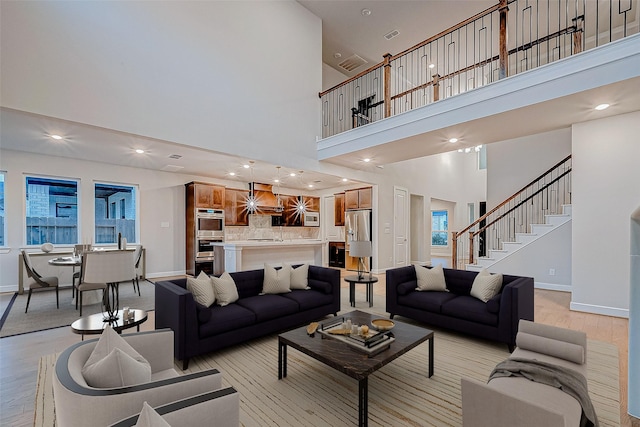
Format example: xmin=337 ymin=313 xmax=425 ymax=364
xmin=350 ymin=241 xmax=372 ymax=280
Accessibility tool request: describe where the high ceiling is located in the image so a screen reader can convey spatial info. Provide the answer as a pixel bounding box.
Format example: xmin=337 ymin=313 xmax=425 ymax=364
xmin=1 ymin=1 xmax=638 ymax=187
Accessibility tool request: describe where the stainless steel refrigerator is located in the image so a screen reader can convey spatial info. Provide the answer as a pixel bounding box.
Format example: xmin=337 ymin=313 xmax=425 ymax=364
xmin=345 ymin=209 xmax=372 ymax=272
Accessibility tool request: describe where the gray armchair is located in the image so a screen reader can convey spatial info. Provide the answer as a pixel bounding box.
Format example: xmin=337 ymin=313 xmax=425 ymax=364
xmin=53 ymin=329 xmax=225 ymax=427
xmin=109 ymin=388 xmax=240 ymax=427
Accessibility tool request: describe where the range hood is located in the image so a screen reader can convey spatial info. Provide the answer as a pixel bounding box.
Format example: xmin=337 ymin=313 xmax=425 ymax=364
xmin=249 ymin=182 xmax=283 ymax=213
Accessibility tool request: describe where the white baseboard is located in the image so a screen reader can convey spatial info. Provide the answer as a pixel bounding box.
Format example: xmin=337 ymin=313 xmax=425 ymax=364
xmin=570 ymin=301 xmax=629 ymax=318
xmin=535 ymin=282 xmax=572 ymax=292
xmin=0 ymin=285 xmax=18 ymax=294
xmin=145 ymin=270 xmax=185 ymax=279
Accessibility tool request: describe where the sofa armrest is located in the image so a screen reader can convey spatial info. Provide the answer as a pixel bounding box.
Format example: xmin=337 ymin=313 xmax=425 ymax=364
xmin=309 ymin=265 xmax=341 ymax=313
xmin=109 ymin=387 xmax=240 ymax=427
xmin=461 ymin=377 xmax=566 ymax=427
xmin=155 ymin=280 xmax=199 ymax=363
xmin=497 ymin=276 xmax=534 ymax=347
xmin=386 ymin=266 xmax=416 ymax=314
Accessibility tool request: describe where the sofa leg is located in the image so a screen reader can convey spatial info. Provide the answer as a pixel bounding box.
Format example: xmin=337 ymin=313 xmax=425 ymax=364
xmin=508 ymin=344 xmax=515 ymax=353
xmin=389 ymin=314 xmax=395 ymax=320
xmin=182 ymin=358 xmax=189 ymax=370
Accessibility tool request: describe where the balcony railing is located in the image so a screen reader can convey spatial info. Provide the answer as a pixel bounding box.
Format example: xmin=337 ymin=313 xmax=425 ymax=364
xmin=320 ymin=0 xmax=638 ymax=139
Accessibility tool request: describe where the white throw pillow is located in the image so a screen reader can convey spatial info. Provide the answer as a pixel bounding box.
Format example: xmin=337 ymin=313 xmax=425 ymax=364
xmin=135 ymin=402 xmax=171 ymax=427
xmin=82 ymin=326 xmax=151 ymax=388
xmin=470 ymin=269 xmax=503 ymax=303
xmin=415 ymin=264 xmax=448 ymax=292
xmin=212 ymin=272 xmax=239 ymax=306
xmin=262 ymin=263 xmax=292 ymax=294
xmin=289 ymin=263 xmax=310 ymax=290
xmin=186 ymin=271 xmax=216 ymax=307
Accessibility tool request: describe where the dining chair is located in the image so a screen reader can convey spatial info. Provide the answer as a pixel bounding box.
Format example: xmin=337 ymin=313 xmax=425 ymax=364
xmin=21 ymin=250 xmax=59 ymax=313
xmin=132 ymin=245 xmax=143 ymax=296
xmin=72 ymin=244 xmax=91 ymax=298
xmin=78 ymin=250 xmax=135 ymax=316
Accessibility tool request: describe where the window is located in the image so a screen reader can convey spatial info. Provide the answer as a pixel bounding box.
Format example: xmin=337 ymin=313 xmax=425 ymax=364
xmin=26 ymin=176 xmax=79 ymax=245
xmin=95 ymin=183 xmax=137 ymax=244
xmin=0 ymin=172 xmax=5 ymax=246
xmin=431 ymin=210 xmax=448 ymax=247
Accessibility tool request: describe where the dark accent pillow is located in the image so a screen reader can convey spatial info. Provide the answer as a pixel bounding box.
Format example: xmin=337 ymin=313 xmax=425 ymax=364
xmin=397 ymin=281 xmax=417 ymax=296
xmin=308 ymin=278 xmax=331 ymax=294
xmin=195 ymin=301 xmax=212 ymax=324
xmin=486 ymin=293 xmax=501 ymax=314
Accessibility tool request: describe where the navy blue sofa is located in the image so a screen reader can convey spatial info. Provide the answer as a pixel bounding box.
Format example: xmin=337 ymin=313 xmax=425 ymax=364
xmin=155 ymin=265 xmax=340 ymax=369
xmin=386 ymin=266 xmax=534 ymax=351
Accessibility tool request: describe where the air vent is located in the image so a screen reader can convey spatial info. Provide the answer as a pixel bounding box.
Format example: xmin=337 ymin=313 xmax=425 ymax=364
xmin=384 ymin=29 xmax=400 ymax=40
xmin=161 ymin=165 xmax=184 ymax=172
xmin=168 ymin=154 xmax=182 ymax=159
xmin=338 ymin=54 xmax=368 ymax=72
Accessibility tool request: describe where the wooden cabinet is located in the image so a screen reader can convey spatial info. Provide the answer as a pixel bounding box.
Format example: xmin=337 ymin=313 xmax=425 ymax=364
xmin=345 ymin=187 xmax=372 ymax=210
xmin=283 ymin=195 xmax=302 ymax=226
xmin=193 ymin=182 xmax=225 ymax=209
xmin=225 ymin=189 xmax=249 ymax=226
xmin=303 ymin=196 xmax=320 ymax=212
xmin=334 ymin=193 xmax=345 ymax=226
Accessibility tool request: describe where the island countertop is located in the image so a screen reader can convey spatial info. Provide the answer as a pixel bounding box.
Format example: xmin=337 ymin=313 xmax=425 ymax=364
xmin=214 ymin=239 xmax=324 ymax=248
xmin=213 ymin=240 xmax=326 ymax=272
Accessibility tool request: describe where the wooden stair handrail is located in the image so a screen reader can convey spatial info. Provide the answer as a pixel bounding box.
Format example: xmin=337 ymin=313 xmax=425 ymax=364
xmin=454 ymin=155 xmax=571 ymax=238
xmin=471 ymin=168 xmax=572 ymax=237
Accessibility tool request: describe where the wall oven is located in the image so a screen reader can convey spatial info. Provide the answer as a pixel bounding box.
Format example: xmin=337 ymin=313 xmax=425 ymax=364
xmin=196 ymin=209 xmax=225 ymax=240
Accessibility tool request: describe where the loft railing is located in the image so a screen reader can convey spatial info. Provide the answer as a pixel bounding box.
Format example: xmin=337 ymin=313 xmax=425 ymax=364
xmin=319 ymin=0 xmax=638 ymax=139
xmin=451 ymin=155 xmax=572 ymax=269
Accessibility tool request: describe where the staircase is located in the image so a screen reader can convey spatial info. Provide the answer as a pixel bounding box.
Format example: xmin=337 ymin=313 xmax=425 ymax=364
xmin=452 ymin=155 xmax=572 ymax=271
xmin=466 ymin=204 xmax=572 ymax=271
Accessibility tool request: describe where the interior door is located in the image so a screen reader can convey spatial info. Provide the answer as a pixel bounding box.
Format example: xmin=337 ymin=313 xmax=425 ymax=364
xmin=394 ymin=186 xmax=409 ymax=267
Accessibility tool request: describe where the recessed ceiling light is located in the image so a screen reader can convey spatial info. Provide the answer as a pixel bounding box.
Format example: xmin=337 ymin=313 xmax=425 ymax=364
xmin=449 ymin=138 xmax=458 ymax=143
xmin=308 ymin=184 xmax=314 ymax=188
xmin=361 ymin=8 xmax=371 ymax=16
xmin=342 ymin=178 xmax=348 ymax=182
xmin=363 ymin=158 xmax=371 ymax=162
xmin=290 ymin=172 xmax=296 ymax=177
xmin=229 ymin=172 xmax=236 ymax=176
xmin=595 ymin=103 xmax=610 ymax=110
xmin=135 ymin=149 xmax=145 ymax=154
xmin=429 ymin=63 xmax=435 ymax=69
xmin=274 ymin=178 xmax=280 ymax=183
xmin=50 ymin=134 xmax=63 ymax=140
xmin=243 ymin=164 xmax=250 ymax=169
xmin=333 ymin=52 xmax=342 ymax=59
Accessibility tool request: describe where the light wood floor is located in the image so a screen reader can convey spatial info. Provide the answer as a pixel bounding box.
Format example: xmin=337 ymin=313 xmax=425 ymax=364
xmin=1 ymin=276 xmax=638 ymax=427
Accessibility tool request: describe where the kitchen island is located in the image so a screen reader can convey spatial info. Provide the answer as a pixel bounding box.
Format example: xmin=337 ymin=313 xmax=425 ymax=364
xmin=213 ymin=240 xmax=326 ymax=273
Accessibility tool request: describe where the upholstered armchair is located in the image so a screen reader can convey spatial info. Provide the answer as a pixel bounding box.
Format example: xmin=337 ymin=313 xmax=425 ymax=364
xmin=108 ymin=388 xmax=240 ymax=427
xmin=52 ymin=329 xmax=226 ymax=427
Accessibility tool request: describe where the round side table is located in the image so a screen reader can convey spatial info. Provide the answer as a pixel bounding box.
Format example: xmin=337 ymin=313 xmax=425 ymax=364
xmin=344 ymin=275 xmax=378 ymax=308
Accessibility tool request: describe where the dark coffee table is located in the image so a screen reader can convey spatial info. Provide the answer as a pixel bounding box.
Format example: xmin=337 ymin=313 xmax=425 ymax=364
xmin=71 ymin=309 xmax=148 ymax=340
xmin=278 ymin=310 xmax=434 ymax=427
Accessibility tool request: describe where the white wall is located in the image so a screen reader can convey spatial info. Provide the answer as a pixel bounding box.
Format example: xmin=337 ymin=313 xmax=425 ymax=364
xmin=0 ymin=1 xmax=322 ymax=169
xmin=486 ymin=128 xmax=572 ymax=208
xmin=379 ymin=150 xmax=487 ymax=269
xmin=571 ymin=111 xmax=640 ymax=317
xmin=0 ymin=149 xmax=246 ymax=292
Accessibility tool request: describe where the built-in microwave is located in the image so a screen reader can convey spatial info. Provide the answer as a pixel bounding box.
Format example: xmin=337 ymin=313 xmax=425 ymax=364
xmin=303 ymin=211 xmax=320 ymax=227
xmin=196 ymin=209 xmax=225 ymax=239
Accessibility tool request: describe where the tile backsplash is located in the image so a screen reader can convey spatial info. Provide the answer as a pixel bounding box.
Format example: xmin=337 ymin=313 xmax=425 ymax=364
xmin=226 ymin=214 xmax=320 ymax=241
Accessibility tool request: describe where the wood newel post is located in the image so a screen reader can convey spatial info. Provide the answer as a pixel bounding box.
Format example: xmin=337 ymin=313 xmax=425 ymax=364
xmin=451 ymin=232 xmax=458 ymax=269
xmin=383 ymin=53 xmax=392 ymax=118
xmin=432 ymin=74 xmax=440 ymax=102
xmin=499 ymin=0 xmax=509 ymax=79
xmin=468 ymin=232 xmax=475 ymax=265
